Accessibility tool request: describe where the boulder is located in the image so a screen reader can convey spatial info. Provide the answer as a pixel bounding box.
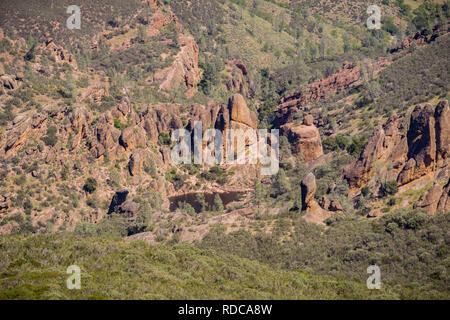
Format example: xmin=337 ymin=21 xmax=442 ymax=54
xmin=303 ymin=114 xmax=314 ymax=126
xmin=329 ymin=199 xmax=344 ymax=212
xmin=283 ymin=122 xmax=323 ymax=163
xmin=301 ymin=173 xmax=316 ymax=210
xmin=119 ymin=126 xmax=147 ymax=151
xmin=1 ymin=75 xmax=16 ymax=90
xmin=228 ymin=94 xmax=257 ymax=129
xmin=129 ymin=151 xmax=142 ymax=176
xmin=119 ymin=200 xmax=140 ymax=219
xmin=414 ymin=184 xmax=444 ymax=214
xmin=108 ymin=190 xmax=139 ymax=218
xmin=368 ymin=210 xmax=381 ymax=218
xmin=319 ymin=195 xmax=331 ymax=210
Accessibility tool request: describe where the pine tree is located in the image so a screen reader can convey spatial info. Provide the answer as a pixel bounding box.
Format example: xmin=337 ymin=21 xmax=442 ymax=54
xmin=212 ymin=194 xmax=224 ymax=213
xmin=253 ymin=178 xmax=266 ymax=209
xmin=196 ymin=193 xmax=207 ymax=212
xmin=272 ymin=169 xmax=289 ymax=197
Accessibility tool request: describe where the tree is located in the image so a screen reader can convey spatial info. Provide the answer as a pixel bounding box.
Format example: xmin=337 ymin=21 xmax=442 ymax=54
xmin=272 ymin=169 xmax=289 ymax=197
xmin=253 ymin=179 xmax=266 ymax=209
xmin=380 ymin=180 xmax=398 ymax=197
xmin=196 ymin=193 xmax=207 ymax=212
xmin=212 ymin=194 xmax=224 ymax=213
xmin=83 ymin=177 xmax=98 ymax=194
xmin=180 ymin=202 xmax=196 ymax=216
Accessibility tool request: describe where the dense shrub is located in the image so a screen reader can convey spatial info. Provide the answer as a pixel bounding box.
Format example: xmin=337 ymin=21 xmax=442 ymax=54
xmin=200 ymin=210 xmax=450 ymax=298
xmin=380 ymin=180 xmax=398 ymax=197
xmin=40 ymin=126 xmax=58 ymax=147
xmin=83 ymin=177 xmax=98 ymax=194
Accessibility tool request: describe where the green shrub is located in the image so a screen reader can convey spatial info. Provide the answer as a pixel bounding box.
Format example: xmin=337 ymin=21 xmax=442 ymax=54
xmin=158 ymin=132 xmax=172 ymax=146
xmin=83 ymin=177 xmax=98 ymax=194
xmin=380 ymin=180 xmax=398 ymax=197
xmin=40 ymin=126 xmax=58 ymax=147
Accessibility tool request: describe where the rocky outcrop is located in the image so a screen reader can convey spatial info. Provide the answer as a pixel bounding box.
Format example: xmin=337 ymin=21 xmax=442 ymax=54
xmin=281 ymin=115 xmax=323 ymax=163
xmin=397 ymin=102 xmax=449 ymax=185
xmin=154 ymin=34 xmax=200 ymax=98
xmin=275 ymin=62 xmax=362 ymax=128
xmin=437 ymin=179 xmax=450 ymax=213
xmin=279 ymin=62 xmax=361 ymax=111
xmin=319 ymin=195 xmax=343 ymax=212
xmin=0 ymin=75 xmax=16 ymax=90
xmin=329 ymin=199 xmax=344 ymax=212
xmin=229 ymin=93 xmax=257 ymax=129
xmin=129 ymin=150 xmax=143 ymax=176
xmin=38 ymin=39 xmax=77 ymax=69
xmin=108 ymin=190 xmax=140 ymax=218
xmin=344 ymin=101 xmax=449 ymax=189
xmin=405 ymin=104 xmax=436 ymax=178
xmin=414 ymin=184 xmax=444 ymax=214
xmin=142 ymin=104 xmax=183 ymax=144
xmin=108 ymin=190 xmax=130 ymax=214
xmin=119 ymin=126 xmax=147 ymax=151
xmin=224 ymin=60 xmax=254 ymax=98
xmin=435 ymin=101 xmax=450 ymax=163
xmin=0 ymin=194 xmax=9 ymax=213
xmin=301 ymin=173 xmax=338 ymax=224
xmin=1 ymin=103 xmax=94 ymax=158
xmin=390 ymin=23 xmax=449 ymax=54
xmin=344 ymin=115 xmax=403 ymax=188
xmin=301 ymin=172 xmax=316 ymax=211
xmin=275 ymin=58 xmax=392 ymax=128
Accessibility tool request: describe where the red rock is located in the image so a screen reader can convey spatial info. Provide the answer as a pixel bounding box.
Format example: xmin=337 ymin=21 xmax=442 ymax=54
xmin=414 ymin=184 xmax=444 ymax=214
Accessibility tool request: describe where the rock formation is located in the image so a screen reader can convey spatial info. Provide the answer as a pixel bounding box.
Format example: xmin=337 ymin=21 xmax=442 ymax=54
xmin=38 ymin=39 xmax=77 ymax=69
xmin=344 ymin=101 xmax=449 ymax=191
xmin=414 ymin=184 xmax=444 ymax=214
xmin=229 ymin=93 xmax=258 ymax=129
xmin=224 ymin=59 xmax=255 ymax=98
xmin=301 ymin=173 xmax=338 ymax=224
xmin=0 ymin=194 xmax=9 ymax=213
xmin=301 ymin=172 xmax=317 ymax=211
xmin=281 ymin=115 xmax=323 ymax=163
xmin=344 ymin=114 xmax=405 ymax=188
xmin=108 ymin=190 xmax=140 ymax=218
xmin=129 ymin=151 xmax=143 ymax=176
xmin=154 ymin=34 xmax=200 ymax=98
xmin=437 ymin=179 xmax=450 ymax=212
xmin=278 ymin=62 xmax=361 ymax=113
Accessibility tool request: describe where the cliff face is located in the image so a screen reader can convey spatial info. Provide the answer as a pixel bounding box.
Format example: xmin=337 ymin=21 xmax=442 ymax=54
xmin=343 ymin=114 xmax=406 ymax=189
xmin=343 ymin=100 xmax=450 ymax=213
xmin=154 ymin=34 xmax=200 ymax=98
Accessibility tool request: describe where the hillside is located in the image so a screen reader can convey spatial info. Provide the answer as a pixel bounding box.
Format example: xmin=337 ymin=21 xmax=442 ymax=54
xmin=0 ymin=0 xmax=449 ymax=300
xmin=0 ymin=233 xmax=401 ymax=300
